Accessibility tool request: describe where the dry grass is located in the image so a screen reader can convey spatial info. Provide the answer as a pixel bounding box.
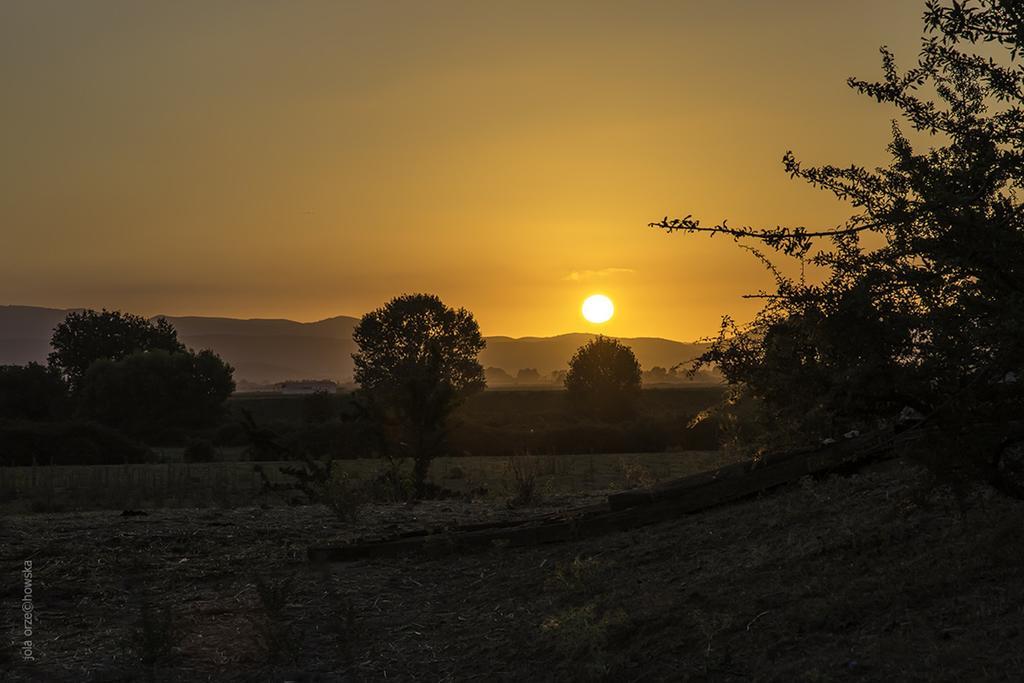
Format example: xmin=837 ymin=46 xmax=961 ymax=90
xmin=0 ymin=451 xmax=735 ymax=512
xmin=504 ymin=456 xmax=542 ymax=507
xmin=4 ymin=459 xmax=1024 ymax=680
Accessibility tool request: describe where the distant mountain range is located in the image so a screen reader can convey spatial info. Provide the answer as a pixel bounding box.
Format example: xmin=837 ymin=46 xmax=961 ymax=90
xmin=0 ymin=305 xmax=712 ymax=386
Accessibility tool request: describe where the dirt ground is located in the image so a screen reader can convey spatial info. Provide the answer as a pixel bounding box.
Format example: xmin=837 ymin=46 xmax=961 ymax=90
xmin=3 ymin=460 xmax=1024 ymax=682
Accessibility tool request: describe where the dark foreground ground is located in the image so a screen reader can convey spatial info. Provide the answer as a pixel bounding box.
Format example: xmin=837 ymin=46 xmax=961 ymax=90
xmin=3 ymin=460 xmax=1024 ymax=682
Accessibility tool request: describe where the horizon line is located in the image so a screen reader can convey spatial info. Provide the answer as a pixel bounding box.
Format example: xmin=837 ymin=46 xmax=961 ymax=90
xmin=1 ymin=303 xmax=704 ymax=344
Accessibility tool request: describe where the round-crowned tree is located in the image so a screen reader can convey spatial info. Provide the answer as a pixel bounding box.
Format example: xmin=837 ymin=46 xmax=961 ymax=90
xmin=77 ymin=348 xmax=235 ymax=440
xmin=352 ymin=294 xmax=486 ymax=496
xmin=564 ymin=336 xmax=642 ymax=420
xmin=49 ymin=309 xmax=184 ymax=391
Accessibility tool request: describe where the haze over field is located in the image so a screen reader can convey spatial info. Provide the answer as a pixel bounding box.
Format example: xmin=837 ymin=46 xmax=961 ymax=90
xmin=0 ymin=305 xmax=709 ymax=384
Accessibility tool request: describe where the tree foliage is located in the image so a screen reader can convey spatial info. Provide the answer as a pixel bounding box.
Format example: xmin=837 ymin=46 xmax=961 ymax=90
xmin=0 ymin=363 xmax=69 ymax=421
xmin=48 ymin=310 xmax=184 ymax=390
xmin=352 ymin=293 xmax=486 ymax=495
xmin=77 ymin=348 xmax=235 ymax=439
xmin=654 ymin=1 xmax=1024 ymax=471
xmin=564 ymin=336 xmax=642 ymax=420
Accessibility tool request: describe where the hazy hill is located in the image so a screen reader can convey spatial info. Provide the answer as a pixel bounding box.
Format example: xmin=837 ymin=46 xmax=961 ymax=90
xmin=0 ymin=306 xmax=709 ymax=385
xmin=0 ymin=305 xmax=80 ymax=366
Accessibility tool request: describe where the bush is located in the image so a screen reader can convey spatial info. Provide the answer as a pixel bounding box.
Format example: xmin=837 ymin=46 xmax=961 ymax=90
xmin=281 ymin=421 xmax=373 ymax=460
xmin=0 ymin=420 xmax=151 ymax=466
xmin=366 ymin=458 xmax=417 ymax=502
xmin=213 ymin=421 xmax=247 ymax=447
xmin=617 ymin=459 xmax=655 ymax=490
xmin=77 ymin=349 xmax=235 ymax=440
xmin=321 ymin=471 xmax=368 ymax=522
xmin=301 ymin=390 xmax=339 ymax=424
xmin=505 ymin=456 xmax=541 ymax=507
xmin=183 ymin=438 xmax=216 ymax=463
xmin=230 ymin=388 xmax=725 ymax=458
xmin=0 ymin=363 xmax=69 ymax=421
xmin=450 ymin=417 xmax=694 ymax=457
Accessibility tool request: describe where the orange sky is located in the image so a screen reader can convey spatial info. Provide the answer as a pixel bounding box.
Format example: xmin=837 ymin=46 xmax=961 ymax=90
xmin=1 ymin=1 xmax=925 ymax=340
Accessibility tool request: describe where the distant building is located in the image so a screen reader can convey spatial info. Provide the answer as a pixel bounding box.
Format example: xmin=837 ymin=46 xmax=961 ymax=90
xmin=275 ymin=380 xmax=339 ymax=395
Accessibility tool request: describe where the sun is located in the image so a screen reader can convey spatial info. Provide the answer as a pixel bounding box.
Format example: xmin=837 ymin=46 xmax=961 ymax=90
xmin=582 ymin=294 xmax=614 ymax=324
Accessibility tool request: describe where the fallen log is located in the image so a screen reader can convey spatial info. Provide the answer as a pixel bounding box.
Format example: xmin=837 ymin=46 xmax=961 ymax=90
xmin=308 ymin=427 xmax=915 ymax=563
xmin=608 ymin=426 xmax=908 ymax=511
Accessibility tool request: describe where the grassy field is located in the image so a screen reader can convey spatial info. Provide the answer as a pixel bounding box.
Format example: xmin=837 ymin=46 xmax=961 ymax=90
xmin=0 ymin=450 xmax=740 ymax=513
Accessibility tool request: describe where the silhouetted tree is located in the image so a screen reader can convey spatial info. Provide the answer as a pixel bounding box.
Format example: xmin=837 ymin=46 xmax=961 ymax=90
xmin=485 ymin=366 xmax=514 ymax=385
xmin=564 ymin=336 xmax=642 ymax=420
xmin=77 ymin=349 xmax=234 ymax=440
xmin=644 ymin=366 xmax=669 ymax=384
xmin=183 ymin=437 xmax=217 ymax=463
xmin=239 ymin=408 xmax=290 ymax=461
xmin=302 ymin=390 xmax=338 ymax=424
xmin=352 ymin=293 xmax=486 ymax=496
xmin=0 ymin=363 xmax=69 ymax=421
xmin=653 ymin=1 xmax=1024 ymax=485
xmin=48 ymin=310 xmax=184 ymax=390
xmin=516 ymin=368 xmax=541 ymax=383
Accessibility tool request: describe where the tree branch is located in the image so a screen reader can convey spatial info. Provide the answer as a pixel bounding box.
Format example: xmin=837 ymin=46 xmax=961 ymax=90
xmin=648 ymin=216 xmax=881 ymax=256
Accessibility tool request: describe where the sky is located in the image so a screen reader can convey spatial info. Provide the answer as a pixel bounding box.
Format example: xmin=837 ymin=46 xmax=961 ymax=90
xmin=1 ymin=1 xmax=927 ymax=340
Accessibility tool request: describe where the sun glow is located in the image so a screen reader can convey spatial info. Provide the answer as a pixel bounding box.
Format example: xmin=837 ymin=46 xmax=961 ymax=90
xmin=581 ymin=294 xmax=614 ymax=324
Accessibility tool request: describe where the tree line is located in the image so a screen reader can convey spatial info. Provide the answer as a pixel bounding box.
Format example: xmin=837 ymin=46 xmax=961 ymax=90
xmin=0 ymin=296 xmax=652 ymax=492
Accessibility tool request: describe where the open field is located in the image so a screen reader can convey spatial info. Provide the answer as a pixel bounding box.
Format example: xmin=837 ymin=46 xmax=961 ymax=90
xmin=229 ymin=386 xmax=725 ymax=425
xmin=3 ymin=458 xmax=1023 ymax=681
xmin=0 ymin=451 xmax=736 ymax=513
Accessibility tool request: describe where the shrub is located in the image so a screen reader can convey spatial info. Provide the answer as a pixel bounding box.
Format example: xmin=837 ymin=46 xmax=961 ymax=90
xmin=301 ymin=390 xmax=339 ymax=424
xmin=0 ymin=420 xmax=151 ymax=466
xmin=547 ymin=555 xmax=603 ymax=595
xmin=321 ymin=471 xmax=367 ymax=523
xmin=505 ymin=456 xmax=541 ymax=507
xmin=262 ymin=453 xmax=371 ymax=518
xmin=213 ymin=420 xmax=247 ymax=447
xmin=77 ymin=349 xmax=234 ymax=440
xmin=183 ymin=438 xmax=216 ymax=463
xmin=541 ymin=604 xmax=628 ymax=679
xmin=366 ymin=457 xmax=417 ymax=502
xmin=444 ymin=465 xmax=466 ymax=480
xmin=617 ymin=459 xmax=655 ymax=490
xmin=0 ymin=363 xmax=69 ymax=421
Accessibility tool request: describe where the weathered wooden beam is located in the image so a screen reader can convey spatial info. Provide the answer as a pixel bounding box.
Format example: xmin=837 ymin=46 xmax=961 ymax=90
xmin=607 ymin=429 xmax=895 ymax=511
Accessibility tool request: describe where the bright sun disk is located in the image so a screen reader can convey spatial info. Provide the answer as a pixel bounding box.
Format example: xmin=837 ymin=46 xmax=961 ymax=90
xmin=582 ymin=294 xmax=614 ymax=324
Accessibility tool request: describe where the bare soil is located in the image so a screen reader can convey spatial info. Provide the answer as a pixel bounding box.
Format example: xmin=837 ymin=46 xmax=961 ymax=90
xmin=3 ymin=460 xmax=1024 ymax=681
